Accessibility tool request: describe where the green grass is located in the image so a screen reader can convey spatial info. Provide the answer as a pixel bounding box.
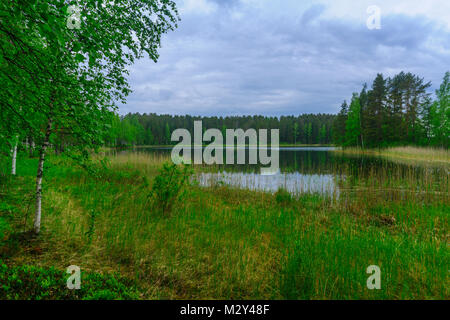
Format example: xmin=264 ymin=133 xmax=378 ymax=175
xmin=0 ymin=151 xmax=448 ymax=299
xmin=335 ymin=146 xmax=450 ymax=165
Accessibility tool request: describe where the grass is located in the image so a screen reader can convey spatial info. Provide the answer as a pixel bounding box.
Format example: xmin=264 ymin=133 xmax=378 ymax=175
xmin=335 ymin=146 xmax=450 ymax=165
xmin=0 ymin=150 xmax=448 ymax=299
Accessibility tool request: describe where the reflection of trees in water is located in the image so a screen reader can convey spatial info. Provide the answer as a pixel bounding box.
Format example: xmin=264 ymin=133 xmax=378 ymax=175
xmin=127 ymin=148 xmax=447 ymax=194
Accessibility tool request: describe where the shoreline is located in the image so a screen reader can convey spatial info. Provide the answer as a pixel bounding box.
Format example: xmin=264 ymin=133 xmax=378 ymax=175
xmin=332 ymin=146 xmax=450 ymax=164
xmin=128 ymin=144 xmax=335 ymax=148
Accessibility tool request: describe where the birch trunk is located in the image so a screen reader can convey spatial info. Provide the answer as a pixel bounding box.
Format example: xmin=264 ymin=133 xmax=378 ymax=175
xmin=34 ymin=117 xmax=53 ymax=234
xmin=30 ymin=138 xmax=35 ymax=157
xmin=11 ymin=137 xmax=18 ymax=175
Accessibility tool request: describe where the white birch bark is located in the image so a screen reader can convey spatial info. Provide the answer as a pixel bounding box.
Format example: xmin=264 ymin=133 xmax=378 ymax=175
xmin=11 ymin=137 xmax=18 ymax=175
xmin=34 ymin=117 xmax=52 ymax=234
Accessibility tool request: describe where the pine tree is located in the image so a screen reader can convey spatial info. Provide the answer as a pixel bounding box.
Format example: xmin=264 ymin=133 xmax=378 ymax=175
xmin=363 ymin=74 xmax=386 ymax=147
xmin=332 ymin=101 xmax=348 ymax=146
xmin=386 ymin=73 xmax=405 ymax=144
xmin=345 ymin=93 xmax=362 ymax=147
xmin=359 ymin=84 xmax=368 ymax=149
xmin=403 ymin=73 xmax=431 ymax=144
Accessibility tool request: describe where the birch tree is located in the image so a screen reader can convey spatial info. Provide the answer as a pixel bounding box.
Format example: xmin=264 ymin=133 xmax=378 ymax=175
xmin=0 ymin=0 xmax=179 ymax=234
xmin=431 ymin=72 xmax=449 ymax=147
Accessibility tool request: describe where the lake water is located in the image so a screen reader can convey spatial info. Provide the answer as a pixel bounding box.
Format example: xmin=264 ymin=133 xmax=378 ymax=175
xmin=129 ymin=147 xmax=447 ymax=197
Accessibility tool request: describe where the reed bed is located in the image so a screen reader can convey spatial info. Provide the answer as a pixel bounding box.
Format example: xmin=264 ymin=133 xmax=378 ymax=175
xmin=335 ymin=146 xmax=450 ymax=165
xmin=0 ymin=151 xmax=448 ymax=299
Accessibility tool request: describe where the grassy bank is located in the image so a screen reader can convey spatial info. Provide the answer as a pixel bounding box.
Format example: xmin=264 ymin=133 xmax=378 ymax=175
xmin=334 ymin=146 xmax=450 ymax=165
xmin=0 ymin=152 xmax=448 ymax=299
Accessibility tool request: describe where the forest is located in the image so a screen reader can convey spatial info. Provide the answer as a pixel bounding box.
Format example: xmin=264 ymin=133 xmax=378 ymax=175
xmin=332 ymin=71 xmax=449 ymax=148
xmin=111 ymin=113 xmax=336 ymax=146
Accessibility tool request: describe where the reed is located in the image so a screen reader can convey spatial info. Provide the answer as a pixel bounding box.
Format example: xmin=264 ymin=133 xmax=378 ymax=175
xmin=0 ymin=151 xmax=448 ymax=299
xmin=334 ymin=146 xmax=450 ymax=165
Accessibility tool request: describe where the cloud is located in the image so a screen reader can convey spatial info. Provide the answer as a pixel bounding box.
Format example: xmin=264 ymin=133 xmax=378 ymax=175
xmin=301 ymin=4 xmax=326 ymax=25
xmin=119 ymin=0 xmax=450 ymax=116
xmin=180 ymin=0 xmax=217 ymax=15
xmin=208 ymin=0 xmax=240 ymax=8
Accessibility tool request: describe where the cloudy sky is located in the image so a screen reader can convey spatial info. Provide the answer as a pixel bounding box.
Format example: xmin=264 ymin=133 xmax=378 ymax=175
xmin=119 ymin=0 xmax=450 ymax=116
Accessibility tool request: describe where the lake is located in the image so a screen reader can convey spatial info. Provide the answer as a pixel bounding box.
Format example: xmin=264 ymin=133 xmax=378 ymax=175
xmin=121 ymin=147 xmax=447 ymax=197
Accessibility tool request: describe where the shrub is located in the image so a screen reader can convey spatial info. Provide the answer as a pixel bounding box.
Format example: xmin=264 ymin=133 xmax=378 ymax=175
xmin=0 ymin=217 xmax=11 ymax=245
xmin=275 ymin=188 xmax=293 ymax=205
xmin=0 ymin=261 xmax=140 ymax=300
xmin=149 ymin=162 xmax=193 ymax=215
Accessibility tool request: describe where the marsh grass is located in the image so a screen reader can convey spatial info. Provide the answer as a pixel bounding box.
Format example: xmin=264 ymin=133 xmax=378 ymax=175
xmin=384 ymin=146 xmax=449 ymax=161
xmin=335 ymin=146 xmax=450 ymax=165
xmin=0 ymin=151 xmax=448 ymax=299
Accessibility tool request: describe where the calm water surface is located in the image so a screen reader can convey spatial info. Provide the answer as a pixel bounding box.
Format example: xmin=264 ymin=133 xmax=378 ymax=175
xmin=129 ymin=147 xmax=446 ymax=196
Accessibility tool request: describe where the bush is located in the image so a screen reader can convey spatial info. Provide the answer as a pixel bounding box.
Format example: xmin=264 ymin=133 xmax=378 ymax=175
xmin=0 ymin=201 xmax=13 ymax=247
xmin=0 ymin=217 xmax=11 ymax=245
xmin=149 ymin=162 xmax=193 ymax=215
xmin=275 ymin=188 xmax=293 ymax=205
xmin=0 ymin=261 xmax=140 ymax=300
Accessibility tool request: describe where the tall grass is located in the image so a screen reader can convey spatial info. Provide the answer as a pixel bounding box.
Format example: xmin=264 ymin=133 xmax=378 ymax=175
xmin=384 ymin=146 xmax=449 ymax=161
xmin=0 ymin=151 xmax=448 ymax=299
xmin=335 ymin=146 xmax=450 ymax=164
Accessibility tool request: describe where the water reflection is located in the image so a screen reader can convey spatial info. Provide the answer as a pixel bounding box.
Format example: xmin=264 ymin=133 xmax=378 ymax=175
xmin=126 ymin=147 xmax=447 ymax=197
xmin=197 ymin=171 xmax=336 ymax=196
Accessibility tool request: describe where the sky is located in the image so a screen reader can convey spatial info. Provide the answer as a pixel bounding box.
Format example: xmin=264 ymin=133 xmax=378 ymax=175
xmin=119 ymin=0 xmax=450 ymax=116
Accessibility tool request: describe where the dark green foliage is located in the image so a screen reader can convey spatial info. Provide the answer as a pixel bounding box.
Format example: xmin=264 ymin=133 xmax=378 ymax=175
xmin=150 ymin=162 xmax=193 ymax=214
xmin=333 ymin=71 xmax=448 ymax=148
xmin=364 ymin=74 xmax=387 ymax=148
xmin=0 ymin=217 xmax=11 ymax=246
xmin=0 ymin=262 xmax=140 ymax=300
xmin=345 ymin=93 xmax=362 ymax=147
xmin=275 ymin=188 xmax=293 ymax=205
xmin=428 ymin=72 xmax=450 ymax=147
xmin=332 ymin=101 xmax=348 ymax=146
xmin=107 ymin=113 xmax=337 ymax=146
xmin=279 ymin=245 xmax=313 ymax=299
xmin=0 ymin=193 xmax=15 ymax=247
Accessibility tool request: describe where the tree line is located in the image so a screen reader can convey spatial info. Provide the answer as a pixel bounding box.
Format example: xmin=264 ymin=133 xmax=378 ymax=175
xmin=110 ymin=113 xmax=336 ymax=146
xmin=333 ymin=71 xmax=449 ymax=148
